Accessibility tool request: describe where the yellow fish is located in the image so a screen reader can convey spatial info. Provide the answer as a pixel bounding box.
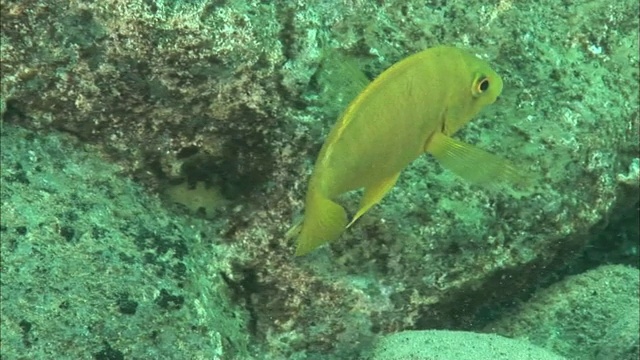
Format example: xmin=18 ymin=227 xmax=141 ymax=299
xmin=291 ymin=45 xmax=524 ymax=256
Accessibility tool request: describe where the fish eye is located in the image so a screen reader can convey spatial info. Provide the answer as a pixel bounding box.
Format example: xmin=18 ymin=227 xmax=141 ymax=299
xmin=471 ymin=75 xmax=491 ymax=97
xmin=477 ymin=77 xmax=490 ymax=92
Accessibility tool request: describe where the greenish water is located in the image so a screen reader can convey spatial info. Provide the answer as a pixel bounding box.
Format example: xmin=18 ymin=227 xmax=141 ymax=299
xmin=1 ymin=1 xmax=638 ymax=359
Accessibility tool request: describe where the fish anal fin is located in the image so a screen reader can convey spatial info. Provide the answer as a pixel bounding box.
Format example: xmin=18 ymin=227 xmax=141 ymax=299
xmin=347 ymin=172 xmax=401 ymax=228
xmin=285 ymin=217 xmax=303 ymax=241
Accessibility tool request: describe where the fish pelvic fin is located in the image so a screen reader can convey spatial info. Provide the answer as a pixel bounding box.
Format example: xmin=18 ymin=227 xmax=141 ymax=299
xmin=294 ymin=190 xmax=348 ymax=256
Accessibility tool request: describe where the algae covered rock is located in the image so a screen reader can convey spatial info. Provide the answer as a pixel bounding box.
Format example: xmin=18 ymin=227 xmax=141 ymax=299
xmin=0 ymin=125 xmax=252 ymax=359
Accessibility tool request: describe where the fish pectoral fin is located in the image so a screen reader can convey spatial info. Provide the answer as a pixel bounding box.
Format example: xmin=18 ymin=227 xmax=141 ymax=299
xmin=426 ymin=132 xmax=529 ymax=186
xmin=346 ymin=172 xmax=401 ymax=228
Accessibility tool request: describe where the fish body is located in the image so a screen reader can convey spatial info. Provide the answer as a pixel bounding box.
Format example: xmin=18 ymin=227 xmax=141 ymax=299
xmin=293 ymin=46 xmax=517 ymax=256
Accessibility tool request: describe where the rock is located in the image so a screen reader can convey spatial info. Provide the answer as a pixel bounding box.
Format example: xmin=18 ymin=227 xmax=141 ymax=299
xmin=485 ymin=265 xmax=640 ymax=360
xmin=369 ymin=330 xmax=566 ymax=360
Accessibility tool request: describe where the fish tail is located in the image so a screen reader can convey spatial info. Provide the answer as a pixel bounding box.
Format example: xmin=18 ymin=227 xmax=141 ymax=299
xmin=294 ymin=189 xmax=347 ymax=256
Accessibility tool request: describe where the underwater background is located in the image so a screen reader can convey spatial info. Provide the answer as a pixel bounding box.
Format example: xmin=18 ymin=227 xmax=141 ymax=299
xmin=1 ymin=0 xmax=638 ymax=359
